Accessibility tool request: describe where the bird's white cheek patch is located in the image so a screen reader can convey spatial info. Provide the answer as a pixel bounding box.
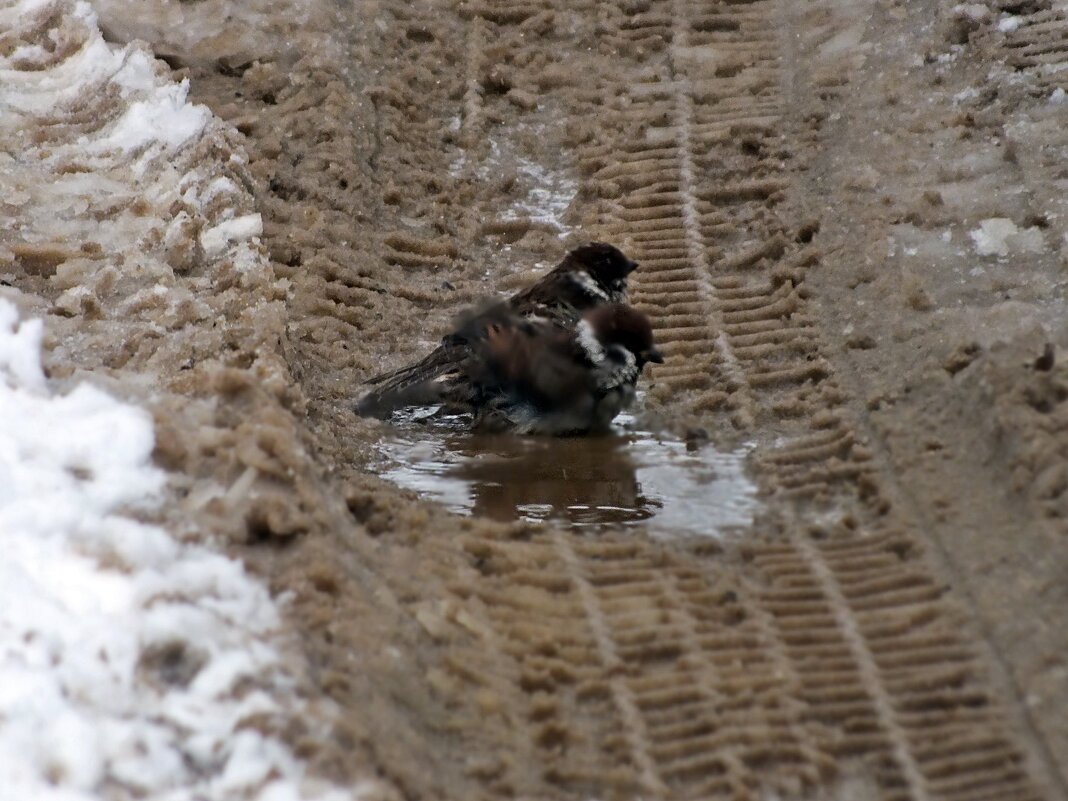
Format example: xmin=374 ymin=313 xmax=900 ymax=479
xmin=576 ymin=319 xmax=607 ymax=363
xmin=571 ymin=270 xmax=610 ymax=302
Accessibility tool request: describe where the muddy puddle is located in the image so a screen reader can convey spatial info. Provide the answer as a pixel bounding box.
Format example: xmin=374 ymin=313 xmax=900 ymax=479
xmin=373 ymin=410 xmax=759 ymax=538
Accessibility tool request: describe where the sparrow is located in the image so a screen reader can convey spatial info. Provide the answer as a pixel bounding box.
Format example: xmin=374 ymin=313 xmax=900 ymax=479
xmin=358 ymin=302 xmax=663 ymax=435
xmin=356 ymin=242 xmax=639 ymax=414
xmin=505 ymin=241 xmax=638 ymax=323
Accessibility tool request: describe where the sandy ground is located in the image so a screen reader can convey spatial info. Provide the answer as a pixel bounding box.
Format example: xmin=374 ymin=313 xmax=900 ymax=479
xmin=4 ymin=0 xmax=1068 ymax=798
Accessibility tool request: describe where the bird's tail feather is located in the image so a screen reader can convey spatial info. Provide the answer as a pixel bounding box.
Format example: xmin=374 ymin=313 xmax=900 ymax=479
xmin=354 ymin=377 xmax=451 ymax=418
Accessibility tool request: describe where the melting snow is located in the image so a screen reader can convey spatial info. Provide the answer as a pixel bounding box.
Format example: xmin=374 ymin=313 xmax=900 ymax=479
xmin=0 ymin=300 xmax=357 ymax=800
xmin=0 ymin=301 xmax=352 ymax=799
xmin=451 ymin=136 xmax=577 ymax=233
xmin=92 ymin=82 xmax=211 ymax=156
xmin=502 ymin=158 xmax=577 ymax=232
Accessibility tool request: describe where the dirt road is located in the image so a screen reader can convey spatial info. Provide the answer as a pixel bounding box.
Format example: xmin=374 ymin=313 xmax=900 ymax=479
xmin=6 ymin=0 xmax=1068 ymax=798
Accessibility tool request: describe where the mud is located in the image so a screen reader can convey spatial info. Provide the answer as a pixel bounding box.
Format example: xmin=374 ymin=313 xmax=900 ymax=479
xmin=6 ymin=0 xmax=1068 ymax=798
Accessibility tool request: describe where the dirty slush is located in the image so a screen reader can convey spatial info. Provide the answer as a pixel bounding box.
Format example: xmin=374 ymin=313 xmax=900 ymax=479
xmin=4 ymin=0 xmax=1068 ymax=799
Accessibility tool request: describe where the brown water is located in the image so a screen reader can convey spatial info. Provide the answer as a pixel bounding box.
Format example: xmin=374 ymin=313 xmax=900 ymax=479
xmin=374 ymin=410 xmax=759 ymax=539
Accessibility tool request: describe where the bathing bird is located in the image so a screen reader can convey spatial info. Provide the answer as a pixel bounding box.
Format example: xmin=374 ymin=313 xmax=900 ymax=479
xmin=356 ymin=242 xmax=640 ymax=417
xmin=357 ymin=301 xmax=662 ymax=435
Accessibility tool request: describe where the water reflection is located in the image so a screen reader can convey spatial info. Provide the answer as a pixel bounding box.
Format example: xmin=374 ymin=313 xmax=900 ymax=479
xmin=373 ymin=410 xmax=759 ymax=539
xmin=436 ymin=432 xmax=658 ymax=525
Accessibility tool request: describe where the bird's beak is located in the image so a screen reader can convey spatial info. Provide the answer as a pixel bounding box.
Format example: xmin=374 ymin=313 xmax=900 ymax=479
xmin=626 ymin=260 xmax=639 ymax=275
xmin=642 ymin=347 xmax=664 ymax=364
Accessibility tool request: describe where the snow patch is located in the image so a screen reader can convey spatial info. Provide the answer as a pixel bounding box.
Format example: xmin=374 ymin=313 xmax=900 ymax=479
xmin=2 ymin=0 xmax=212 ymax=180
xmin=969 ymin=218 xmax=1044 ymax=257
xmin=972 ymin=219 xmax=1016 ymax=256
xmin=201 ymin=213 xmax=264 ymax=257
xmin=457 ymin=137 xmax=577 ymax=234
xmin=0 ymin=300 xmax=360 ymax=800
xmin=505 ymin=157 xmax=577 ymax=232
xmin=997 ymin=15 xmax=1021 ymax=33
xmin=93 ymin=81 xmax=210 ymax=156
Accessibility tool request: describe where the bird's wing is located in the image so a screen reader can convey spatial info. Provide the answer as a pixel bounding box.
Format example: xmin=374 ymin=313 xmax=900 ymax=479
xmin=354 ymin=302 xmax=519 ymax=418
xmin=466 ymin=315 xmax=594 ymax=411
xmin=506 ymin=263 xmax=574 ymax=314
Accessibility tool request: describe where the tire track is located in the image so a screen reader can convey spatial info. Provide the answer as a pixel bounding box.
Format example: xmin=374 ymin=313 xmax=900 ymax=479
xmin=778 ymin=533 xmax=933 ymax=801
xmin=461 ymin=15 xmax=486 ymax=148
xmin=551 ymin=532 xmax=669 ymax=799
xmin=226 ymin=0 xmax=1063 ymax=795
xmin=458 ymin=529 xmax=837 ymax=799
xmin=439 ymin=0 xmax=1054 ymax=799
xmin=992 ymin=5 xmax=1068 ymax=84
xmin=437 ymin=11 xmax=842 ymax=791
